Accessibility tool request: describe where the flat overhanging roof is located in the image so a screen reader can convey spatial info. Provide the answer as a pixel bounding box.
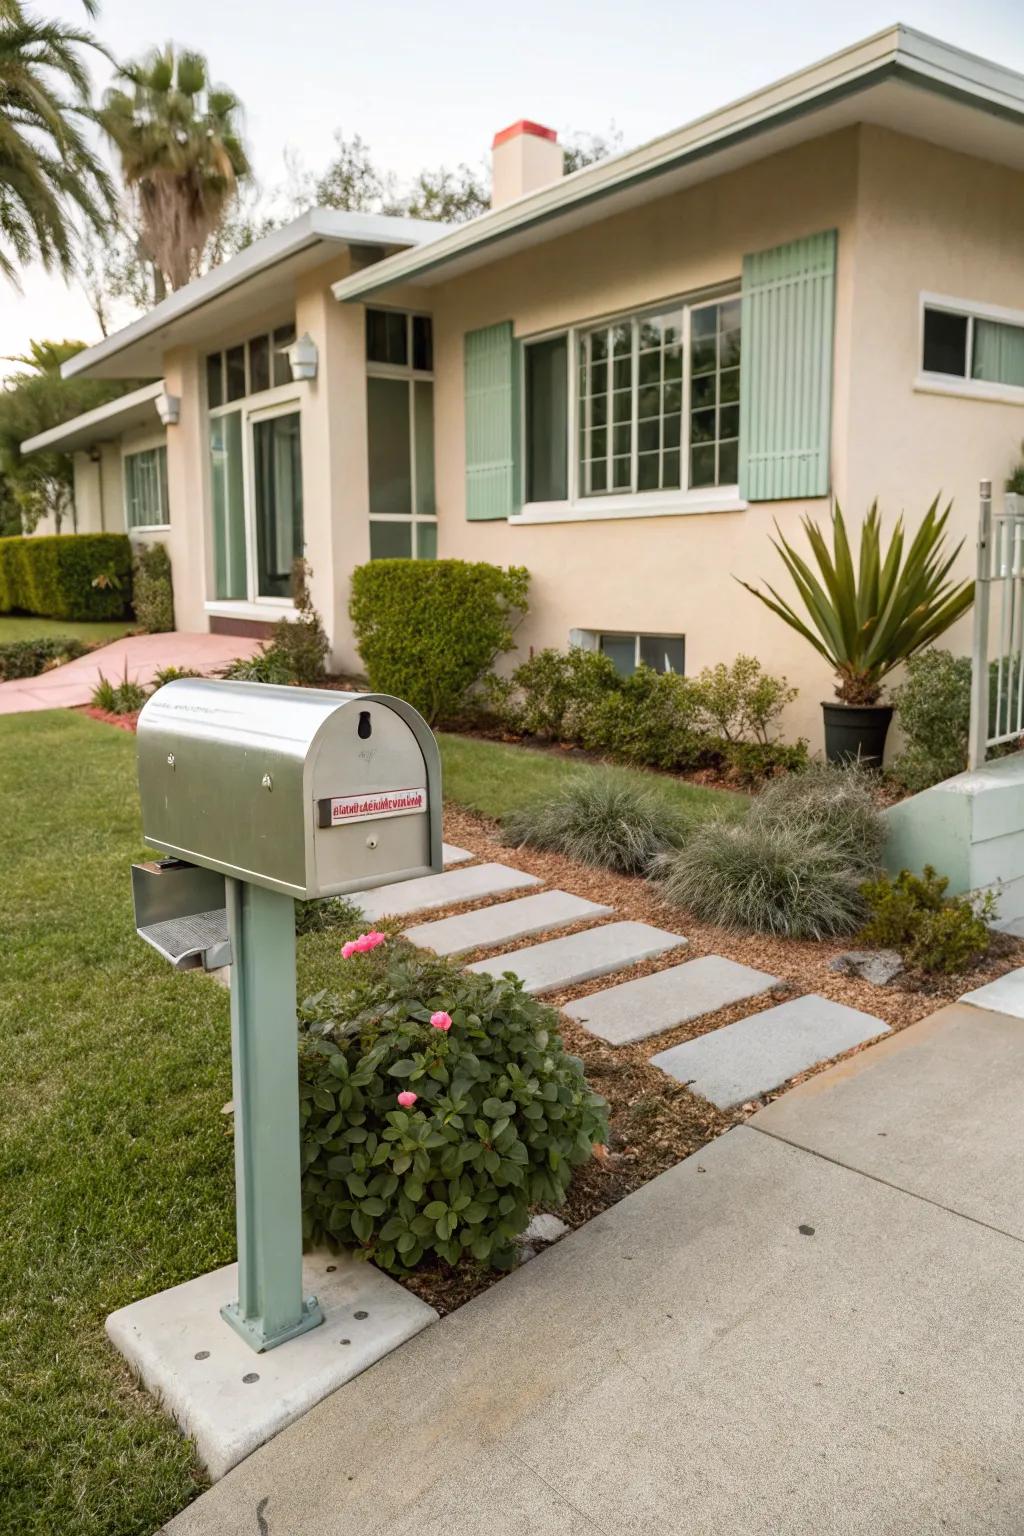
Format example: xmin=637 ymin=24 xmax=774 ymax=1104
xmin=62 ymin=211 xmax=452 ymax=381
xmin=20 ymin=381 xmax=165 ymax=455
xmin=332 ymin=25 xmax=1024 ymax=302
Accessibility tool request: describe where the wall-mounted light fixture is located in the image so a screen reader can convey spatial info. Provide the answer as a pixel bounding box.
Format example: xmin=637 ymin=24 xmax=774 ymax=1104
xmin=282 ymin=332 xmax=318 ymax=382
xmin=155 ymin=390 xmax=181 ymax=426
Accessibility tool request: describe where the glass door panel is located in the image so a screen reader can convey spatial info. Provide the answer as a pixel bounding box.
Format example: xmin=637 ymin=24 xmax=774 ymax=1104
xmin=210 ymin=411 xmax=246 ymax=599
xmin=252 ymin=411 xmax=303 ymax=598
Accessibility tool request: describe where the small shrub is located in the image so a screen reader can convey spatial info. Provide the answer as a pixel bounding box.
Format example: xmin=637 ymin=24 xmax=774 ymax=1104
xmin=655 ymin=818 xmax=866 ymax=939
xmin=890 ymin=649 xmax=971 ymax=793
xmin=298 ymin=939 xmax=607 ymax=1273
xmin=350 ymin=558 xmax=530 ymax=723
xmin=0 ymin=635 xmax=85 ymax=681
xmin=750 ymin=760 xmax=886 ymax=877
xmin=0 ymin=532 xmax=132 ymax=620
xmin=1005 ymin=441 xmax=1024 ymax=495
xmin=578 ymin=667 xmax=705 ymax=770
xmin=720 ymin=738 xmax=809 ymax=784
xmin=91 ymin=667 xmax=148 ymax=714
xmin=294 ymin=894 xmax=364 ymax=937
xmin=691 ymin=655 xmax=797 ymax=745
xmin=502 ymin=770 xmax=690 ymax=875
xmin=270 ymin=559 xmax=329 ymax=685
xmin=859 ymin=866 xmax=996 ymax=974
xmin=151 ymin=665 xmax=202 ymax=688
xmin=222 ymin=650 xmax=297 ymax=684
xmin=504 ymin=647 xmax=620 ymax=739
xmin=132 ymin=542 xmax=174 ymax=633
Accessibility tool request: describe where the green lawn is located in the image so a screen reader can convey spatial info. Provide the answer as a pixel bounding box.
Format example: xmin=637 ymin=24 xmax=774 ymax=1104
xmin=438 ymin=731 xmax=746 ymax=821
xmin=0 ymin=712 xmax=235 ymax=1536
xmin=0 ymin=615 xmax=135 ymax=646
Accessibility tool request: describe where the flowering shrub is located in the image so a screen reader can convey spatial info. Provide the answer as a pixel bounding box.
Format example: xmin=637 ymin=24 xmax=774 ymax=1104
xmin=298 ymin=938 xmax=607 ymax=1273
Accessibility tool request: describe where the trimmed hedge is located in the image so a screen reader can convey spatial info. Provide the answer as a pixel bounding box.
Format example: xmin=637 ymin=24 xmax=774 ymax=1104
xmin=132 ymin=542 xmax=174 ymax=633
xmin=350 ymin=558 xmax=529 ymax=723
xmin=0 ymin=533 xmax=132 ymax=620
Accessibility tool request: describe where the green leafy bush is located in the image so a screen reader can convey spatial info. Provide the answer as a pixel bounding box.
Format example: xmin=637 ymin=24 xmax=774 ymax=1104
xmin=91 ymin=667 xmax=148 ymax=714
xmin=577 ymin=667 xmax=705 ymax=770
xmin=503 ymin=647 xmax=620 ymax=739
xmin=502 ymin=770 xmax=690 ymax=875
xmin=132 ymin=542 xmax=174 ymax=633
xmin=889 ymin=648 xmax=1022 ymax=794
xmin=749 ymin=760 xmax=886 ymax=877
xmin=294 ymin=894 xmax=365 ymax=937
xmin=0 ymin=532 xmax=132 ymax=620
xmin=690 ymin=655 xmax=797 ymax=746
xmin=655 ymin=818 xmax=867 ymax=939
xmin=151 ymin=664 xmax=202 ymax=687
xmin=350 ymin=558 xmax=530 ymax=723
xmin=0 ymin=634 xmax=85 ymax=681
xmin=269 ymin=559 xmax=329 ymax=685
xmin=222 ymin=649 xmax=298 ymax=684
xmin=298 ymin=939 xmax=607 ymax=1273
xmin=859 ymin=866 xmax=996 ymax=973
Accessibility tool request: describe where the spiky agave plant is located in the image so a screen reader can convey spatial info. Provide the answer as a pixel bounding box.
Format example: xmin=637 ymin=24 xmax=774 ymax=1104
xmin=737 ymin=499 xmax=974 ymax=705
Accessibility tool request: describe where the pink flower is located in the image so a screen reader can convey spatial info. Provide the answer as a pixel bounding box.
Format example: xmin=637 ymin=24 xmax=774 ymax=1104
xmin=342 ymin=931 xmax=387 ymax=959
xmin=397 ymin=1090 xmax=418 ymax=1108
xmin=430 ymin=1011 xmax=452 ymax=1032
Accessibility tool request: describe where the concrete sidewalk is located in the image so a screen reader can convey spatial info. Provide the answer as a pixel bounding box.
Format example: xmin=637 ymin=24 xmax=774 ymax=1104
xmin=0 ymin=631 xmax=261 ymax=714
xmin=165 ymin=1002 xmax=1024 ymax=1536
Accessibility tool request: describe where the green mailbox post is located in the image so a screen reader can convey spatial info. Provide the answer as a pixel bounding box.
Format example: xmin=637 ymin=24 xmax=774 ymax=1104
xmin=131 ymin=679 xmax=442 ymax=1353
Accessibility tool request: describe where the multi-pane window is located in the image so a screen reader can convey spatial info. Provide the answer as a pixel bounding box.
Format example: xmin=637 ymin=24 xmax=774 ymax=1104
xmin=526 ymin=295 xmax=741 ymax=505
xmin=206 ymin=322 xmax=297 ymax=408
xmin=922 ymin=303 xmax=1024 ymax=390
xmin=598 ymin=633 xmax=685 ymax=677
xmin=124 ymin=446 xmax=169 ymax=529
xmin=366 ymin=309 xmax=437 ymax=560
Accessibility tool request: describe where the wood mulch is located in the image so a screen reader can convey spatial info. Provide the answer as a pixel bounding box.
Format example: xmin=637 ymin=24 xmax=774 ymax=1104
xmin=76 ymin=704 xmax=141 ymax=732
xmin=397 ymin=802 xmax=1024 ymax=1316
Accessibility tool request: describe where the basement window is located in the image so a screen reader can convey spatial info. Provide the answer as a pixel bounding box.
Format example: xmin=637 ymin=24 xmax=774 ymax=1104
xmin=597 ymin=632 xmax=685 ymax=678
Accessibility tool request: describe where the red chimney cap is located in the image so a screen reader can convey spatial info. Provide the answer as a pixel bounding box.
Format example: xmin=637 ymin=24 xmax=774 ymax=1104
xmin=492 ymin=120 xmax=558 ymax=149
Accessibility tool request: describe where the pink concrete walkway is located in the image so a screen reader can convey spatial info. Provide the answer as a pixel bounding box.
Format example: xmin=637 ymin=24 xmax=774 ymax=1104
xmin=0 ymin=631 xmax=263 ymax=715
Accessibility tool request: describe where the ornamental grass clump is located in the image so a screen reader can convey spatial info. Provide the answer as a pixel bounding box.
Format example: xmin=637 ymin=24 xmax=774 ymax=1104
xmin=502 ymin=770 xmax=691 ymax=875
xmin=298 ymin=936 xmax=607 ymax=1274
xmin=749 ymin=760 xmax=886 ymax=878
xmin=654 ymin=817 xmax=867 ymax=939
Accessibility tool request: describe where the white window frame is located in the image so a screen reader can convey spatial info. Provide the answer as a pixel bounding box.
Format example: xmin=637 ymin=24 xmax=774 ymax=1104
xmin=366 ymin=307 xmax=437 ymax=560
xmin=592 ymin=630 xmax=686 ymax=676
xmin=515 ymin=284 xmax=747 ymax=526
xmin=205 ymin=377 xmax=304 ymax=612
xmin=122 ymin=434 xmax=170 ymax=532
xmin=915 ymin=290 xmax=1024 ymax=407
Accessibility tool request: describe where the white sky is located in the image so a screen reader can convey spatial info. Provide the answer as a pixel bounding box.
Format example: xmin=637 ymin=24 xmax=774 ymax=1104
xmin=3 ymin=0 xmax=1023 ymax=376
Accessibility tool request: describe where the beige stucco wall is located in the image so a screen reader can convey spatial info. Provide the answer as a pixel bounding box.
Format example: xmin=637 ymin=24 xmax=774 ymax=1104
xmin=419 ymin=129 xmax=861 ymax=748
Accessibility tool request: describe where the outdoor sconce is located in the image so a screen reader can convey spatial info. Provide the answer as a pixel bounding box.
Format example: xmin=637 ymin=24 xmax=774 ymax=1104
xmin=155 ymin=390 xmax=181 ymax=426
xmin=283 ymin=332 xmax=318 ymax=382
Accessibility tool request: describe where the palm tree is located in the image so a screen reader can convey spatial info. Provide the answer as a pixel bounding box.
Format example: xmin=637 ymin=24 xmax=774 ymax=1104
xmin=0 ymin=0 xmax=115 ymax=284
xmin=99 ymin=45 xmax=250 ymax=296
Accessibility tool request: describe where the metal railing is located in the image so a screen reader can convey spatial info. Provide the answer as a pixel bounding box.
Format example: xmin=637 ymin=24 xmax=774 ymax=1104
xmin=968 ymin=479 xmax=1024 ymax=769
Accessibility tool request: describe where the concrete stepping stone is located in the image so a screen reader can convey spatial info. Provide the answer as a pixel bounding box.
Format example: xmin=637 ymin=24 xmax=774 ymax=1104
xmin=404 ymin=890 xmax=612 ymax=957
xmin=649 ymin=993 xmax=889 ymax=1109
xmin=442 ymin=843 xmax=474 ymax=866
xmin=467 ymin=921 xmax=686 ymax=995
xmin=564 ymin=955 xmax=780 ymax=1045
xmin=355 ymin=862 xmax=540 ymax=922
xmin=961 ymin=965 xmax=1024 ymax=1018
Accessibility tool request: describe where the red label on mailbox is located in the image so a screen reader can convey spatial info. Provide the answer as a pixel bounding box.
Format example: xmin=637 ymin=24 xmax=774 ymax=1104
xmin=320 ymin=787 xmax=427 ymax=827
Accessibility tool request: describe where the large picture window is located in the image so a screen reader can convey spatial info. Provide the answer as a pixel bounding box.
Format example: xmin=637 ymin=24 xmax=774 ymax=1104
xmin=524 ymin=293 xmax=741 ymax=509
xmin=366 ymin=309 xmax=437 ymax=559
xmin=124 ymin=445 xmax=169 ymax=529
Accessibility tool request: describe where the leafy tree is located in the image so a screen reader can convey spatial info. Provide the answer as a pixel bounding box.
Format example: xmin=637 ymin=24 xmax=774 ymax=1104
xmin=99 ymin=44 xmax=250 ymax=296
xmin=0 ymin=340 xmax=140 ymax=532
xmin=562 ymin=125 xmax=623 ymax=174
xmin=402 ymin=163 xmax=489 ymax=223
xmin=0 ymin=0 xmax=115 ymax=284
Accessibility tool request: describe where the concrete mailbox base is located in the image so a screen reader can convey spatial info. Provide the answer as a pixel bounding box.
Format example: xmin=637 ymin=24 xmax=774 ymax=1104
xmin=106 ymin=1251 xmax=438 ymax=1481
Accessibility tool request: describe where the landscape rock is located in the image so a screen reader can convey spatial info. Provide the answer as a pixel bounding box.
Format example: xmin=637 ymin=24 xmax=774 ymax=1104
xmin=522 ymin=1213 xmax=569 ymax=1244
xmin=829 ymin=950 xmax=904 ymax=986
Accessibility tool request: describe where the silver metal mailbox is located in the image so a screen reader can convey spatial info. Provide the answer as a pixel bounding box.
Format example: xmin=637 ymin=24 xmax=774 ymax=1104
xmin=136 ymin=678 xmax=443 ymax=899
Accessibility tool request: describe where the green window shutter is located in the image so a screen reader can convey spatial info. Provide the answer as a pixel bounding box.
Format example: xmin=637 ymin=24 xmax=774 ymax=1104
xmin=464 ymin=322 xmax=520 ymax=520
xmin=739 ymin=229 xmax=836 ymax=501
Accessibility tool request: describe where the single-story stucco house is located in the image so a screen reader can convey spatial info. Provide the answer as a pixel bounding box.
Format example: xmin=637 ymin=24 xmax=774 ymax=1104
xmin=22 ymin=25 xmax=1024 ymax=745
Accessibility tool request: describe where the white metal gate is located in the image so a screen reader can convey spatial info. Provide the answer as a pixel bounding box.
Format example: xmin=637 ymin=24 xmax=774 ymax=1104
xmin=969 ymin=479 xmax=1024 ymax=769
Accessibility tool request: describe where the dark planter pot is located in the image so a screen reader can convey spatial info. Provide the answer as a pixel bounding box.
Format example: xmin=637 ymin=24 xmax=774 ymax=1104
xmin=821 ymin=702 xmax=893 ymax=768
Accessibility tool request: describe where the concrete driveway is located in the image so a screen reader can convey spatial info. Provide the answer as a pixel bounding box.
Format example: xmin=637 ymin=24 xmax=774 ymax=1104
xmin=0 ymin=631 xmax=261 ymax=714
xmin=165 ymin=1000 xmax=1024 ymax=1536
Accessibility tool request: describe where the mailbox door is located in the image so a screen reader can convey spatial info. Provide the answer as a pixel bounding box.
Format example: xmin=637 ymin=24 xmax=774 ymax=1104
xmin=310 ymin=700 xmax=432 ymax=895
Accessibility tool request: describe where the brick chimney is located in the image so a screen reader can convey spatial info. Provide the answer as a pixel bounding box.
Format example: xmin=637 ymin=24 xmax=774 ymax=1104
xmin=491 ymin=120 xmax=564 ymax=209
